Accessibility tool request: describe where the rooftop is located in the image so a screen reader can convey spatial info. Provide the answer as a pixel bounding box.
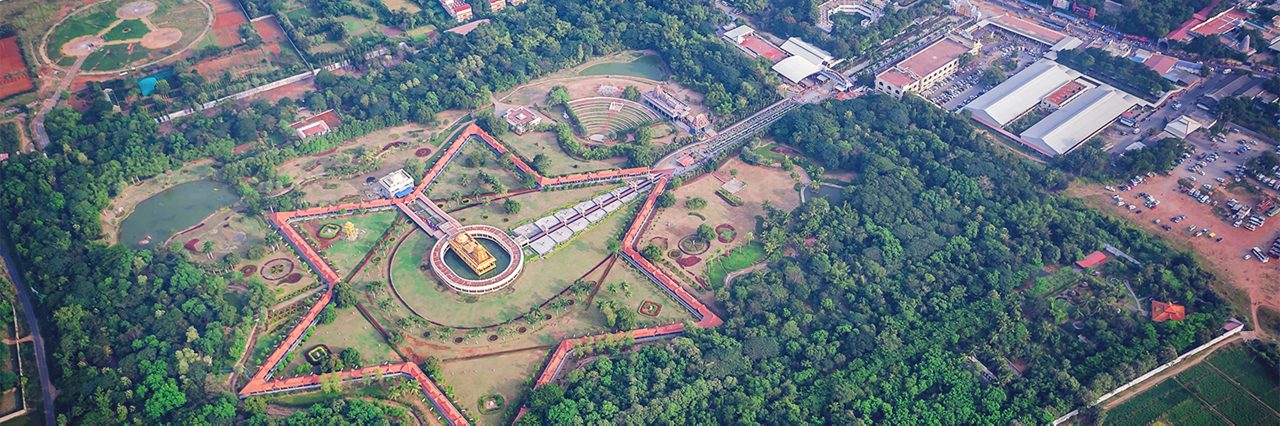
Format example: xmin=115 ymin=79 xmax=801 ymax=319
xmin=1075 ymin=251 xmax=1107 ymax=268
xmin=724 ymin=25 xmax=753 ymax=40
xmin=1020 ymin=86 xmax=1139 ymax=156
xmin=781 ymin=37 xmax=834 ymax=66
xmin=773 ymin=56 xmax=824 ymax=83
xmin=1044 ymin=80 xmax=1086 ymax=107
xmin=963 ymin=59 xmax=1081 ymax=126
xmin=896 ymin=38 xmax=971 ymax=81
xmin=1143 ymin=54 xmax=1179 ymax=75
xmin=1151 ymin=300 xmax=1187 ymax=322
xmin=986 ymin=13 xmax=1066 ymax=45
xmin=1191 ymin=8 xmax=1250 ymax=37
xmin=504 ymin=106 xmax=540 ymax=126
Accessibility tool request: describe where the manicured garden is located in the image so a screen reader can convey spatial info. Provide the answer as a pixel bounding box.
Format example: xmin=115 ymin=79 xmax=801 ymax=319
xmin=704 ymin=242 xmax=765 ymax=288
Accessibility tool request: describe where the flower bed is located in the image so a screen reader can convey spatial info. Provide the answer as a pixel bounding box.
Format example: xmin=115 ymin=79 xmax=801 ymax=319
xmin=676 ymin=256 xmax=702 ymax=267
xmin=715 ymin=224 xmax=736 ymax=243
xmin=305 ymin=344 xmax=331 ymax=365
xmin=381 ymin=141 xmax=408 ymax=152
xmin=415 ymin=148 xmax=433 ymax=157
xmin=261 ymin=258 xmax=295 ymax=281
xmin=240 ymin=265 xmax=258 ymax=277
xmin=715 ymin=188 xmax=744 ymax=207
xmin=317 ymin=223 xmax=341 ymax=239
xmin=281 ymin=273 xmax=303 ymax=284
xmin=678 ymin=235 xmax=710 ymax=255
xmin=638 ymin=300 xmax=662 ymax=317
xmin=183 ymin=238 xmax=200 ymax=253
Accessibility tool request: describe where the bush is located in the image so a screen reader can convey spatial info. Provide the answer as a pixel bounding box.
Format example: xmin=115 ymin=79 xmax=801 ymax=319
xmin=715 ymin=189 xmax=744 ymax=206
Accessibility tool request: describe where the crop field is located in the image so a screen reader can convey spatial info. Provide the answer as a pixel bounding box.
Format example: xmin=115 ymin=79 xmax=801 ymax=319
xmin=1104 ymin=345 xmax=1280 ymax=425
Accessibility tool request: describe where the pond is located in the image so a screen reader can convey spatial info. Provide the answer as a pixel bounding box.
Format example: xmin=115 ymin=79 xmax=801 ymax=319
xmin=119 ymin=180 xmax=238 ymax=249
xmin=443 ymin=236 xmax=512 ymax=280
xmin=578 ymin=54 xmax=668 ymax=80
xmin=810 ymin=185 xmax=850 ymax=205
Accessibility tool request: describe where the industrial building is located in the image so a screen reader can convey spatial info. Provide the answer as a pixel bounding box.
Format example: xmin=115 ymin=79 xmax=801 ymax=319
xmin=963 ymin=59 xmax=1141 ymax=157
xmin=875 ymin=36 xmax=977 ymax=97
xmin=771 ymin=37 xmax=837 ymax=84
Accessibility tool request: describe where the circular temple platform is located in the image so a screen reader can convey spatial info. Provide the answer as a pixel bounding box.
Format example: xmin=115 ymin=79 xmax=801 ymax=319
xmin=429 ymin=225 xmax=524 ymax=294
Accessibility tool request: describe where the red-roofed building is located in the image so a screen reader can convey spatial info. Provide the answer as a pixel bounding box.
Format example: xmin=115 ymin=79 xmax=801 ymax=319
xmin=1151 ymin=301 xmax=1187 ymax=322
xmin=1042 ymin=80 xmax=1087 ymax=108
xmin=1075 ymin=251 xmax=1107 ymax=268
xmin=1143 ymin=54 xmax=1179 ymax=75
xmin=289 ymin=110 xmax=341 ymax=139
xmin=488 ymin=0 xmax=505 ymax=12
xmin=875 ymin=36 xmax=977 ymax=97
xmin=503 ymin=106 xmax=542 ymax=134
xmin=1191 ymin=8 xmax=1250 ymax=38
xmin=440 ymin=0 xmax=472 ymax=22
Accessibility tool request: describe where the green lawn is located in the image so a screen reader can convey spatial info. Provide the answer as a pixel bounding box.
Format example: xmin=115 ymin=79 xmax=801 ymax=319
xmin=319 ymin=210 xmax=399 ymax=276
xmin=450 ymin=184 xmax=617 ymax=231
xmin=390 ymin=208 xmax=630 ymax=327
xmin=102 ymin=19 xmax=149 ymax=42
xmin=704 ymin=243 xmax=765 ymax=288
xmin=497 ymin=130 xmax=628 ymax=177
xmin=426 ymin=143 xmax=531 ymax=201
xmin=578 ymin=54 xmax=668 ymax=80
xmin=602 ymin=261 xmax=695 ymax=325
xmin=46 ymin=4 xmax=118 ymax=60
xmin=1104 ymin=345 xmax=1280 ymax=425
xmin=1028 ymin=267 xmax=1084 ymax=298
xmin=82 ymin=43 xmax=149 ymax=71
xmin=285 ymin=306 xmax=402 ymax=374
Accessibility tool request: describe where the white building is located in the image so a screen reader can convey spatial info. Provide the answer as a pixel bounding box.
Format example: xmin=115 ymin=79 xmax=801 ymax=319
xmin=1020 ymin=87 xmax=1139 ymax=156
xmin=780 ymin=38 xmax=836 ymax=66
xmin=875 ymin=36 xmax=977 ymax=97
xmin=723 ymin=25 xmax=754 ymax=43
xmin=772 ymin=56 xmax=825 ymax=84
xmin=963 ymin=59 xmax=1082 ymax=126
xmin=378 ymin=169 xmax=415 ymax=198
xmin=1165 ymin=115 xmax=1205 ymax=139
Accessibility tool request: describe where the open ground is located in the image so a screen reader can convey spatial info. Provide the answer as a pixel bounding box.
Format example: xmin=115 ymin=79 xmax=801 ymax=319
xmin=41 ymin=0 xmax=213 ymax=73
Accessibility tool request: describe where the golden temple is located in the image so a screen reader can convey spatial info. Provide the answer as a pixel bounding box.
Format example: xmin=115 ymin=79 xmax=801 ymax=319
xmin=447 ymin=232 xmax=497 ymax=276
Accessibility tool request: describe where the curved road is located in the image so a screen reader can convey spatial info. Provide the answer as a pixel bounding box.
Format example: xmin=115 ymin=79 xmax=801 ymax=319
xmin=0 ymin=242 xmax=55 ymax=425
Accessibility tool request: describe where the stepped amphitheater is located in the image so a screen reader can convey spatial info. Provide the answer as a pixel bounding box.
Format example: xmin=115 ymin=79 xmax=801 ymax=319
xmin=567 ymin=96 xmax=661 ymax=141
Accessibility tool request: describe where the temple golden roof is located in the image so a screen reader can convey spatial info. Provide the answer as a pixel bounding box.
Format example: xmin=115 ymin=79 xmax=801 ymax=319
xmin=448 ymin=232 xmax=497 ymax=276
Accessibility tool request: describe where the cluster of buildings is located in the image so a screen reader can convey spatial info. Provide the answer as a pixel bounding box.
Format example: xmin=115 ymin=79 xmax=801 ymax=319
xmin=875 ymin=35 xmax=979 ymax=97
xmin=513 ymin=181 xmax=648 ymax=255
xmin=642 ymin=86 xmax=710 ymax=135
xmin=963 ymin=59 xmax=1143 ymax=156
xmin=438 ymin=0 xmax=525 ymax=23
xmin=721 ymin=25 xmax=852 ymax=90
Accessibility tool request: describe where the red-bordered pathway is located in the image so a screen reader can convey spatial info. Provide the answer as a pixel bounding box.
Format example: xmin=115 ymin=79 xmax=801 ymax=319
xmin=239 ymin=123 xmax=701 ymax=426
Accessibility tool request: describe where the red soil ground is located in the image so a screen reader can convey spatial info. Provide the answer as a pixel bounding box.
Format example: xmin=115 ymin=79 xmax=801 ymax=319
xmin=210 ymin=0 xmax=248 ymax=48
xmin=251 ymin=16 xmax=288 ymax=54
xmin=0 ymin=37 xmax=34 ymax=100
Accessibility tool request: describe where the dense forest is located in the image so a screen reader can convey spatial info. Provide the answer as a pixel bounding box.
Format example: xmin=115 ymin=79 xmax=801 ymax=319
xmin=0 ymin=0 xmax=776 ymax=422
xmin=1055 ymin=138 xmax=1188 ymax=181
xmin=523 ymin=95 xmax=1228 ymax=424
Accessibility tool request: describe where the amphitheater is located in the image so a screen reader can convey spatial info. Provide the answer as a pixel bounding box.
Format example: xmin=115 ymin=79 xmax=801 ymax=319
xmin=567 ymin=97 xmax=661 ymax=140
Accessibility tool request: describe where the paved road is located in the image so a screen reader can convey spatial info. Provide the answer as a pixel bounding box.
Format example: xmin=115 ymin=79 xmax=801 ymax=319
xmin=0 ymin=242 xmax=56 ymax=425
xmin=31 ymin=55 xmax=87 ymax=151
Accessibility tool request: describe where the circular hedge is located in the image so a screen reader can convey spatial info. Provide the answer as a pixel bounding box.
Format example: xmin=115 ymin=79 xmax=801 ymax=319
xmin=261 ymin=258 xmax=295 ymax=281
xmin=678 ymin=235 xmax=710 ymax=255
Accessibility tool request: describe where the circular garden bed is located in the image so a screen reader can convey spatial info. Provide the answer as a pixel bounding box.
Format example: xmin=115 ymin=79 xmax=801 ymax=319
xmin=261 ymin=258 xmax=295 ymax=281
xmin=678 ymin=235 xmax=710 ymax=255
xmin=715 ymin=224 xmax=736 ymax=243
xmin=478 ymin=393 xmax=505 ymax=414
xmin=239 ymin=265 xmax=258 ymax=277
xmin=317 ymin=223 xmax=341 ymax=239
xmin=415 ymin=148 xmax=433 ymax=157
xmin=638 ymin=300 xmax=662 ymax=317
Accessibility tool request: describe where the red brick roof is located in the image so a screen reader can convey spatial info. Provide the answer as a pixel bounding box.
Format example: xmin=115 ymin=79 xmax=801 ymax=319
xmin=1151 ymin=301 xmax=1187 ymax=322
xmin=1045 ymin=81 xmax=1086 ymax=107
xmin=1076 ymin=251 xmax=1107 ymax=268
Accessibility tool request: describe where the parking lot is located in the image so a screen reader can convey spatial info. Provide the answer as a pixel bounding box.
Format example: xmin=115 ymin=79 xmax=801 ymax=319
xmin=926 ymin=26 xmax=1048 ymax=111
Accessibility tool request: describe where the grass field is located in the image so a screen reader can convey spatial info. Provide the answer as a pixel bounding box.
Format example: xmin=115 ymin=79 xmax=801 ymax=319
xmin=82 ymin=44 xmax=149 ymax=71
xmin=704 ymin=242 xmax=765 ymax=288
xmin=102 ymin=19 xmax=150 ymax=42
xmin=426 ymin=143 xmax=530 ymax=201
xmin=440 ymin=350 xmax=544 ymax=423
xmin=391 ymin=208 xmax=630 ymax=327
xmin=451 ymin=184 xmax=618 ymax=231
xmin=318 ymin=211 xmax=399 ymax=276
xmin=1028 ymin=267 xmax=1084 ymax=298
xmin=578 ymin=54 xmax=668 ymax=80
xmin=380 ymin=0 xmax=422 ymax=12
xmin=1104 ymin=345 xmax=1280 ymax=425
xmin=285 ymin=306 xmax=402 ymax=373
xmin=45 ymin=4 xmax=117 ymax=60
xmin=497 ymin=130 xmax=627 ymax=176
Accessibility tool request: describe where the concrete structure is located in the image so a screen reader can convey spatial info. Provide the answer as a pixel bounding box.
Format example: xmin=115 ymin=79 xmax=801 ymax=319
xmin=1041 ymin=80 xmax=1088 ymax=109
xmin=780 ymin=37 xmax=835 ymax=67
xmin=772 ymin=56 xmax=824 ymax=84
xmin=487 ymin=0 xmax=505 ymax=12
xmin=642 ymin=87 xmax=691 ymax=120
xmin=289 ymin=109 xmax=340 ymax=139
xmin=439 ymin=0 xmax=472 ymax=22
xmin=429 ymin=225 xmax=523 ymax=294
xmin=1165 ymin=115 xmax=1204 ymax=139
xmin=378 ymin=169 xmax=415 ymax=198
xmin=876 ymin=37 xmax=976 ymax=97
xmin=817 ymin=0 xmax=886 ymax=32
xmin=1020 ymin=86 xmax=1139 ymax=156
xmin=503 ymin=106 xmax=541 ymax=134
xmin=529 ymin=235 xmax=555 ymax=255
xmin=723 ymin=25 xmax=753 ymax=43
xmin=964 ymin=61 xmax=1085 ymax=125
xmin=446 ymin=232 xmax=498 ymax=276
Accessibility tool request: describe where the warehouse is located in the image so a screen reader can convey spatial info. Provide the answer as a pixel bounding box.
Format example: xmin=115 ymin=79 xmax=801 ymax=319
xmin=963 ymin=59 xmax=1081 ymax=126
xmin=1020 ymin=86 xmax=1139 ymax=156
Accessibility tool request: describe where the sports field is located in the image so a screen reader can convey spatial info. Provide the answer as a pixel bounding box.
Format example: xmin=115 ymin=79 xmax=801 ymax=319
xmin=1104 ymin=345 xmax=1280 ymax=425
xmin=43 ymin=0 xmax=211 ymax=72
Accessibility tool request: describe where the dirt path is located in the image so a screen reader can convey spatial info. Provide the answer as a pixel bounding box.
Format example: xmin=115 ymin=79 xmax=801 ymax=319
xmin=2 ymin=335 xmax=32 ymax=345
xmin=1101 ymin=331 xmax=1258 ymax=410
xmin=722 ymin=262 xmax=767 ymax=287
xmin=271 ymin=287 xmax=323 ymax=311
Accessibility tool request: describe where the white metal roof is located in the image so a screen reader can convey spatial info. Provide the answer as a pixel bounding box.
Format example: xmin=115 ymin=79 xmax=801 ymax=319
xmin=512 ymin=223 xmax=541 ymax=239
xmin=530 ymin=236 xmax=556 ymax=255
xmin=1165 ymin=115 xmax=1202 ymax=139
xmin=1020 ymin=86 xmax=1138 ymax=156
xmin=534 ymin=216 xmax=560 ymax=231
xmin=781 ymin=38 xmax=833 ymax=65
xmin=567 ymin=217 xmax=590 ymax=233
xmin=724 ymin=25 xmax=753 ymax=40
xmin=378 ymin=169 xmax=414 ymax=192
xmin=772 ymin=56 xmax=823 ymax=83
xmin=584 ymin=209 xmax=606 ymax=223
xmin=548 ymin=227 xmax=574 ymax=244
xmin=963 ymin=59 xmax=1080 ymax=126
